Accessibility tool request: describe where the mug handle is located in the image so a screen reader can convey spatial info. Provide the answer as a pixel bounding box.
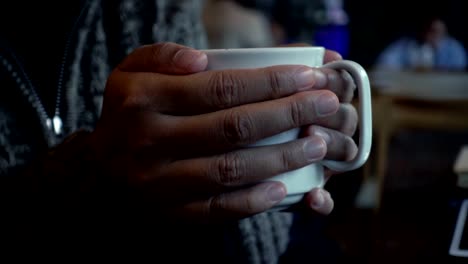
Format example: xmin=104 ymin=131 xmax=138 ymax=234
xmin=320 ymin=60 xmax=373 ymax=172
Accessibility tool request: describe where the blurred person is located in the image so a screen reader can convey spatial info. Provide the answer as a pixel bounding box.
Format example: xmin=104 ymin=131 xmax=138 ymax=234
xmin=203 ymin=0 xmax=275 ymax=48
xmin=375 ymin=15 xmax=467 ymax=71
xmin=0 ymin=0 xmax=360 ymax=262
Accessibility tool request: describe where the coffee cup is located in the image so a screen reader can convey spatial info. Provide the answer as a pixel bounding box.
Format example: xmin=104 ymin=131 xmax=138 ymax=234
xmin=201 ymin=47 xmax=372 ymax=210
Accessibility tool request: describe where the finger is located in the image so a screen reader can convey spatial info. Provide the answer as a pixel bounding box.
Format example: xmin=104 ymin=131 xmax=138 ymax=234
xmin=306 ymin=126 xmax=358 ymax=161
xmin=157 ymin=90 xmax=338 ymax=151
xmin=323 ymin=49 xmax=343 ymax=64
xmin=309 ymin=103 xmax=358 ymax=136
xmin=129 ymin=66 xmax=354 ymax=115
xmin=118 ymin=47 xmax=345 ymax=114
xmin=153 ymin=136 xmax=326 ymax=197
xmin=305 ymin=188 xmax=334 ymax=215
xmin=118 ymin=42 xmax=207 ymax=74
xmin=318 ymin=68 xmax=356 ymax=103
xmin=172 ymin=181 xmax=287 ymax=223
xmin=143 ymin=65 xmax=328 ymax=114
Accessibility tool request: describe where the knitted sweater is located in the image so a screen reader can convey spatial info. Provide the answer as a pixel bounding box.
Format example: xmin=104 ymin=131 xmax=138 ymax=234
xmin=0 ymin=1 xmax=293 ymax=262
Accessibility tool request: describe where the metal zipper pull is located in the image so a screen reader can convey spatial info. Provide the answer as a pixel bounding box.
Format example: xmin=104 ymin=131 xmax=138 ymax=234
xmin=46 ymin=115 xmax=63 ymax=136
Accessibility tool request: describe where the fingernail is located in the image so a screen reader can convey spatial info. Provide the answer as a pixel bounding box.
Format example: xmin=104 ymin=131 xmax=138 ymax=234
xmin=304 ymin=137 xmax=326 ymax=161
xmin=311 ymin=189 xmax=325 ymax=209
xmin=316 ymin=93 xmax=338 ymax=117
xmin=174 ymin=49 xmax=207 ymax=71
xmin=267 ymin=184 xmax=286 ymax=203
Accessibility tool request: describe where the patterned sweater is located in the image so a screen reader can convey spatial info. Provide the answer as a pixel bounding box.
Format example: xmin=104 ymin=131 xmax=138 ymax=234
xmin=0 ymin=0 xmax=293 ymax=263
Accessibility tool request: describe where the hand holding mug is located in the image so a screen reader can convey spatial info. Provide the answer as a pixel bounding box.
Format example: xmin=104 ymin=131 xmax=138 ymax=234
xmin=202 ymin=46 xmax=372 ymax=211
xmin=89 ymin=42 xmax=367 ymax=222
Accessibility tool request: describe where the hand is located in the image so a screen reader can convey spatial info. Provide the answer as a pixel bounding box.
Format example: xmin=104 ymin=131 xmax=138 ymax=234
xmin=89 ymin=42 xmax=356 ymax=222
xmin=301 ymin=50 xmax=358 ymax=215
xmin=276 ymin=44 xmax=359 ymax=215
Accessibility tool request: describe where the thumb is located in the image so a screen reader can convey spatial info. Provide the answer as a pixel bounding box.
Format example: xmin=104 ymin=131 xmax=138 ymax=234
xmin=118 ymin=42 xmax=207 ymax=74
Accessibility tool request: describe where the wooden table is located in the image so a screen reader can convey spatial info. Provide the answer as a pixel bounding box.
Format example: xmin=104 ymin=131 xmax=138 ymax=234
xmin=366 ymin=70 xmax=468 ymax=209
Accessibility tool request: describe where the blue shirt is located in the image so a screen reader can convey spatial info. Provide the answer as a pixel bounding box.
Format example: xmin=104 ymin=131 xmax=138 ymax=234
xmin=375 ymin=36 xmax=467 ymax=71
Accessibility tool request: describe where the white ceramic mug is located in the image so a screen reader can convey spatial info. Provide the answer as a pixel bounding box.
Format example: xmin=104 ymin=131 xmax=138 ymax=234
xmin=202 ymin=47 xmax=372 ymax=209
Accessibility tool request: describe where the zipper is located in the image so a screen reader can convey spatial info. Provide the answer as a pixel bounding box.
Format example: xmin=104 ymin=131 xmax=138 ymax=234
xmin=0 ymin=1 xmax=90 ymax=143
xmin=1 ymin=36 xmax=67 ymax=143
xmin=0 ymin=53 xmax=51 ymax=140
xmin=49 ymin=1 xmax=91 ymax=137
xmin=50 ymin=13 xmax=77 ymax=137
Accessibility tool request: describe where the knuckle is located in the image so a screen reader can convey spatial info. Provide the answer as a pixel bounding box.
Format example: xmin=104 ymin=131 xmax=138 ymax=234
xmin=119 ymin=80 xmax=145 ymax=110
xmin=344 ymin=135 xmax=358 ymax=161
xmin=348 ymin=106 xmax=359 ymax=134
xmin=243 ymin=191 xmax=256 ymax=212
xmin=223 ymin=110 xmax=255 ymax=145
xmin=287 ymin=97 xmax=307 ymax=127
xmin=342 ymin=70 xmax=356 ymax=101
xmin=208 ymin=71 xmax=241 ymax=109
xmin=279 ymin=147 xmax=297 ymax=170
xmin=208 ymin=191 xmax=257 ymax=218
xmin=344 ymin=71 xmax=357 ymax=90
xmin=121 ymin=96 xmax=139 ymax=111
xmin=266 ymin=69 xmax=285 ymax=98
xmin=329 ymin=131 xmax=357 ymax=161
xmin=340 ymin=104 xmax=358 ymax=135
xmin=207 ymin=195 xmax=225 ymax=216
xmin=214 ymin=153 xmax=245 ymax=187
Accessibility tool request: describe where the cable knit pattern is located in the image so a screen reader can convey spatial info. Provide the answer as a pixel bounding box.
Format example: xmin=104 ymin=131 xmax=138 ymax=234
xmin=152 ymin=0 xmax=208 ymax=49
xmin=0 ymin=112 xmax=30 ymax=174
xmin=238 ymin=212 xmax=293 ymax=264
xmin=66 ymin=0 xmax=102 ymax=135
xmin=0 ymin=1 xmax=292 ymax=262
xmin=120 ymin=0 xmax=144 ymax=54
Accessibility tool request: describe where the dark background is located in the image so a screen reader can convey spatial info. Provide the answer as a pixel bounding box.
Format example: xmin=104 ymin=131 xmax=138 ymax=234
xmin=344 ymin=0 xmax=468 ymax=68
